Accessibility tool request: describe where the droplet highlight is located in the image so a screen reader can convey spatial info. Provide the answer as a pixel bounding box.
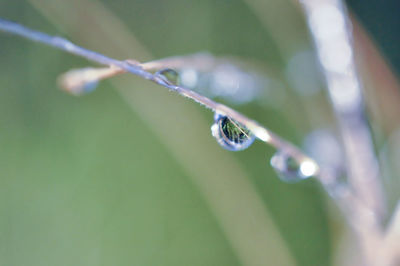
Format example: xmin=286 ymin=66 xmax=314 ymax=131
xmin=270 ymin=151 xmax=317 ymax=182
xmin=155 ymin=68 xmax=180 ymax=85
xmin=211 ymin=113 xmax=255 ymax=151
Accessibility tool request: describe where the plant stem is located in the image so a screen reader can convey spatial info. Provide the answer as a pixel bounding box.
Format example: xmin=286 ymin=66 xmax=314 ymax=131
xmin=0 ymin=17 xmax=319 ymax=177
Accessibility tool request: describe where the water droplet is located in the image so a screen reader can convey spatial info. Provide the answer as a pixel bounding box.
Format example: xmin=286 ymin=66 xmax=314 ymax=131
xmin=270 ymin=151 xmax=317 ymax=183
xmin=61 ymin=80 xmax=98 ymax=96
xmin=155 ymin=68 xmax=180 ymax=85
xmin=58 ymin=68 xmax=99 ymax=95
xmin=81 ymin=80 xmax=99 ymax=94
xmin=211 ymin=113 xmax=255 ymax=151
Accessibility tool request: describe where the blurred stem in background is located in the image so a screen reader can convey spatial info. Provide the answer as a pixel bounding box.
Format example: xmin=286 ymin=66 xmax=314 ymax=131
xmin=303 ymin=1 xmax=400 ymax=265
xmin=239 ymin=0 xmax=400 ymax=264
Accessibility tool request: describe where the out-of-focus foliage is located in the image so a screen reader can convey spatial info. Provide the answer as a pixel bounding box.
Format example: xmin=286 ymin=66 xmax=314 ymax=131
xmin=0 ymin=0 xmax=397 ymax=265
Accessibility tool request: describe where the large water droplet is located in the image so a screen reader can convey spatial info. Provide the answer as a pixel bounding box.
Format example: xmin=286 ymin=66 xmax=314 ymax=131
xmin=155 ymin=68 xmax=180 ymax=85
xmin=270 ymin=150 xmax=317 ymax=182
xmin=211 ymin=113 xmax=255 ymax=151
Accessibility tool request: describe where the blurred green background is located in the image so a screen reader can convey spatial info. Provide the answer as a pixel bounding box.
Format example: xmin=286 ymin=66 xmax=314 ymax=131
xmin=0 ymin=0 xmax=398 ymax=265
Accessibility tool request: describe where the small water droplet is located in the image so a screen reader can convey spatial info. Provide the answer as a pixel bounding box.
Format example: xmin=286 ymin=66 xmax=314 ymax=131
xmin=81 ymin=80 xmax=99 ymax=94
xmin=211 ymin=113 xmax=255 ymax=151
xmin=58 ymin=68 xmax=99 ymax=95
xmin=61 ymin=80 xmax=98 ymax=95
xmin=155 ymin=68 xmax=180 ymax=85
xmin=270 ymin=151 xmax=317 ymax=182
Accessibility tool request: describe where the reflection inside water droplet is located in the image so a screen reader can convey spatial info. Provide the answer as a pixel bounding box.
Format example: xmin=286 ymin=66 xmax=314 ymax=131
xmin=211 ymin=113 xmax=255 ymax=151
xmin=270 ymin=151 xmax=317 ymax=183
xmin=155 ymin=68 xmax=180 ymax=85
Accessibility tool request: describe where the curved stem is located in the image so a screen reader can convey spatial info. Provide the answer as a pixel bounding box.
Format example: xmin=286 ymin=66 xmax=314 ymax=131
xmin=0 ymin=18 xmax=319 ymax=177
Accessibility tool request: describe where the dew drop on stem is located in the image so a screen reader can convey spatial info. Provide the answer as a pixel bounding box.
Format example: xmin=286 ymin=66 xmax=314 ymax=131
xmin=81 ymin=80 xmax=99 ymax=94
xmin=270 ymin=150 xmax=317 ymax=183
xmin=211 ymin=113 xmax=255 ymax=151
xmin=155 ymin=68 xmax=180 ymax=85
